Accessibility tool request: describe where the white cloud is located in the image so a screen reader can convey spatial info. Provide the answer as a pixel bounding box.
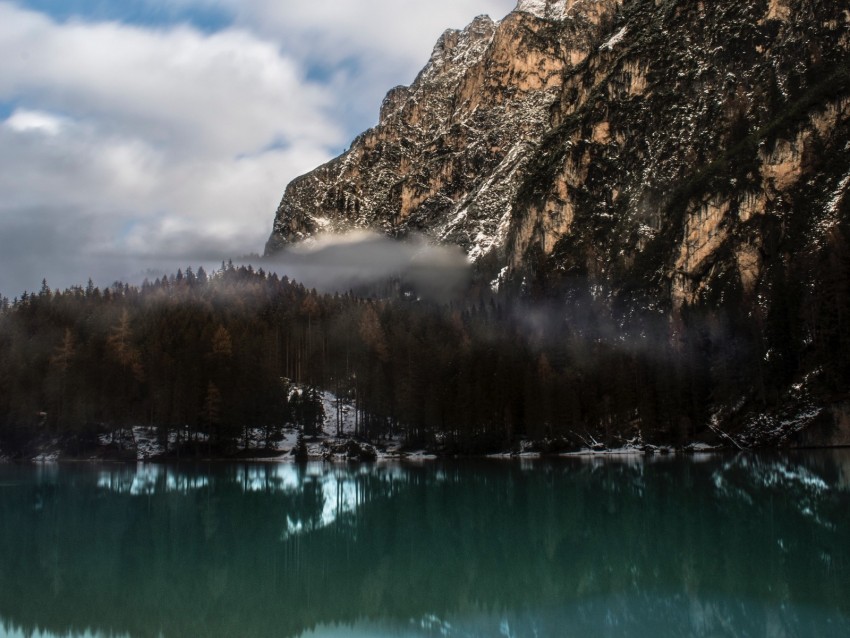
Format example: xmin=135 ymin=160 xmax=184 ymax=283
xmin=0 ymin=3 xmax=343 ymax=155
xmin=159 ymin=0 xmax=516 ymax=67
xmin=0 ymin=0 xmax=518 ymax=295
xmin=0 ymin=2 xmax=338 ymax=294
xmin=154 ymin=0 xmax=517 ymax=129
xmin=5 ymin=108 xmax=67 ymax=135
xmin=0 ymin=106 xmax=330 ymax=282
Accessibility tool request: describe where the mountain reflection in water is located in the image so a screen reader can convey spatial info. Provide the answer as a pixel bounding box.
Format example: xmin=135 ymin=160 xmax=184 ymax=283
xmin=0 ymin=452 xmax=848 ymax=638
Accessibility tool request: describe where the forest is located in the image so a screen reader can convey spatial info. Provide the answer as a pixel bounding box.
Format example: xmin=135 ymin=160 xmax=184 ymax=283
xmin=0 ymin=232 xmax=848 ymax=457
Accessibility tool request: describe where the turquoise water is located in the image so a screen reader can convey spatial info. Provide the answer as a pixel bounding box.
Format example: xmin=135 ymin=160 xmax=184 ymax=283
xmin=0 ymin=453 xmax=848 ymax=637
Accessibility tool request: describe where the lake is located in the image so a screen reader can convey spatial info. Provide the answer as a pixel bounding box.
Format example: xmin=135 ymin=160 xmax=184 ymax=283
xmin=0 ymin=452 xmax=848 ymax=637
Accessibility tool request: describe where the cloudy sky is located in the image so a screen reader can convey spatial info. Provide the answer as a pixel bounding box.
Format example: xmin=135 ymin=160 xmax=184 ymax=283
xmin=0 ymin=0 xmax=515 ymax=296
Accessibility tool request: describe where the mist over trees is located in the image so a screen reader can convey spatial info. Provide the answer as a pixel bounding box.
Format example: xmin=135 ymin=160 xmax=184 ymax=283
xmin=0 ymin=244 xmax=847 ymax=456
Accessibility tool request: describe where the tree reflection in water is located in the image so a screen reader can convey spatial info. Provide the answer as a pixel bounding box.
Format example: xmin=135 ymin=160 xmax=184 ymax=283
xmin=0 ymin=452 xmax=847 ymax=638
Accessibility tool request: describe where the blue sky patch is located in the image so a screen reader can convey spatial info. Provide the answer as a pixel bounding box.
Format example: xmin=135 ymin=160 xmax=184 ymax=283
xmin=17 ymin=0 xmax=233 ymax=33
xmin=305 ymin=56 xmax=363 ymax=86
xmin=0 ymin=101 xmax=16 ymax=120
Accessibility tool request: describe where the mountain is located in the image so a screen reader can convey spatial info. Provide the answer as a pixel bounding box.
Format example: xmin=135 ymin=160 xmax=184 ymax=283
xmin=265 ymin=0 xmax=621 ymax=269
xmin=264 ymin=0 xmax=850 ymax=446
xmin=266 ymin=0 xmax=849 ymax=300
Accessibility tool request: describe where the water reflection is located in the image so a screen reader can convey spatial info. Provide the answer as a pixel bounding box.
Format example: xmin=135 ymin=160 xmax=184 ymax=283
xmin=91 ymin=463 xmax=413 ymax=540
xmin=0 ymin=452 xmax=848 ymax=638
xmin=96 ymin=464 xmax=210 ymax=496
xmin=0 ymin=622 xmax=129 ymax=638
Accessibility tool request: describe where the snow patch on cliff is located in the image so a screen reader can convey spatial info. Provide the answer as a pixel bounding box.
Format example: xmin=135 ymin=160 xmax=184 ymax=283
xmin=600 ymin=26 xmax=628 ymax=51
xmin=515 ymin=0 xmax=568 ymax=20
xmin=826 ymin=170 xmax=850 ymax=218
xmin=439 ymin=140 xmax=535 ymax=262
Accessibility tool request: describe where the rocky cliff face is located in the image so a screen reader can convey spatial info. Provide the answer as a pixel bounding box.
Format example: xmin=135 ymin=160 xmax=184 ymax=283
xmin=265 ymin=0 xmax=620 ymax=261
xmin=267 ymin=0 xmax=850 ymax=312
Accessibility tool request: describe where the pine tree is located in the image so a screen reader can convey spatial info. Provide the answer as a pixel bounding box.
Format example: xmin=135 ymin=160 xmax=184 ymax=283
xmin=107 ymin=309 xmax=144 ymax=383
xmin=49 ymin=328 xmax=76 ymax=427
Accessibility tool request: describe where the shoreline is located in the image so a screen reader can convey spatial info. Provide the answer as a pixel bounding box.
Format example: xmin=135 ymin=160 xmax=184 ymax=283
xmin=3 ymin=436 xmax=845 ymax=466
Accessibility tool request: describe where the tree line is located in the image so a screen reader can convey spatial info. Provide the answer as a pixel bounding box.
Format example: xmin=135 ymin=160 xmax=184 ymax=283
xmin=0 ymin=237 xmax=848 ymax=455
